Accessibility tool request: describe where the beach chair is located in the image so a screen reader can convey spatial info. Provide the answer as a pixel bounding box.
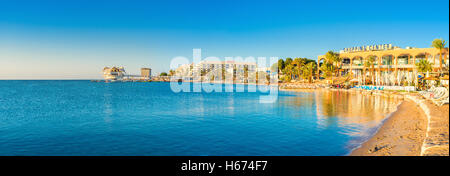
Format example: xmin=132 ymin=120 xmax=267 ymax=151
xmin=437 ymin=96 xmax=449 ymax=106
xmin=432 ymin=88 xmax=449 ymax=102
xmin=420 ymin=86 xmax=435 ymax=96
xmin=422 ymin=86 xmax=439 ymax=99
xmin=431 ymin=88 xmax=447 ymax=100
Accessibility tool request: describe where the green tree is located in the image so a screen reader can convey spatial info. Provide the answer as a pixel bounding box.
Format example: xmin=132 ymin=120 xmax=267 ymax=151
xmin=293 ymin=58 xmax=307 ymax=80
xmin=169 ymin=69 xmax=175 ymax=76
xmin=283 ymin=63 xmax=294 ymax=82
xmin=284 ymin=58 xmax=293 ymax=66
xmin=277 ymin=59 xmax=285 ymax=74
xmin=320 ymin=63 xmax=333 ymax=79
xmin=333 ymin=56 xmax=342 ymax=77
xmin=221 ymin=67 xmax=226 ymax=81
xmin=416 ymin=59 xmax=433 ymax=74
xmin=431 ymin=38 xmax=447 ymax=72
xmin=302 ymin=62 xmax=317 ymax=83
xmin=160 ymin=72 xmax=168 ymax=76
xmin=243 ymin=65 xmax=249 ymax=83
xmin=200 ymin=69 xmax=207 ymax=82
xmin=324 ymin=51 xmax=338 ymax=81
xmin=365 ymin=56 xmax=376 ymax=84
xmin=232 ymin=65 xmax=237 ymax=82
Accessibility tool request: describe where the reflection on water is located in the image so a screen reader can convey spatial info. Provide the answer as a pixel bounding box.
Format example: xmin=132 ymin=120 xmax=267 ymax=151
xmin=315 ymin=90 xmax=401 ymax=130
xmin=280 ymin=89 xmax=402 ymax=152
xmin=0 ymin=81 xmax=403 ymax=156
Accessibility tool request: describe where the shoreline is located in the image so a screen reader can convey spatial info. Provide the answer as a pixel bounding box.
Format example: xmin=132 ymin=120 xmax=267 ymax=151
xmin=350 ymin=99 xmax=427 ymax=156
xmin=281 ymin=86 xmax=449 ymax=156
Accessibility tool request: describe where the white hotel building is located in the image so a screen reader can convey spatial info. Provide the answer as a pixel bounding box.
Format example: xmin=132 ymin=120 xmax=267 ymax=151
xmin=175 ymin=60 xmax=270 ymax=82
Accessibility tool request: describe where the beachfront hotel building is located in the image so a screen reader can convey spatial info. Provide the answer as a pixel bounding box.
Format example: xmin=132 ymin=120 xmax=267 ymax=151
xmin=175 ymin=61 xmax=257 ymax=76
xmin=317 ymin=44 xmax=449 ymax=85
xmin=175 ymin=60 xmax=260 ymax=82
xmin=194 ymin=60 xmax=257 ymax=75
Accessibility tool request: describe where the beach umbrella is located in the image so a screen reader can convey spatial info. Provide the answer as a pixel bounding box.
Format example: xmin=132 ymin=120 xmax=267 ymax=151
xmin=424 ymin=77 xmax=438 ymax=80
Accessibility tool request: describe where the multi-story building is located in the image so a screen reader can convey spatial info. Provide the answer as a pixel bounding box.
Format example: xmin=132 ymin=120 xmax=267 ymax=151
xmin=317 ymin=45 xmax=449 ymax=85
xmin=103 ymin=66 xmax=126 ymax=80
xmin=141 ymin=68 xmax=152 ymax=79
xmin=193 ymin=60 xmax=257 ymax=74
xmin=175 ymin=60 xmax=259 ymax=82
xmin=175 ymin=63 xmax=193 ymax=77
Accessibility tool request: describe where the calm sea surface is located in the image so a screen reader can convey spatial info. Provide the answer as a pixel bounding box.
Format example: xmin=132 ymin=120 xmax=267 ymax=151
xmin=0 ymin=81 xmax=401 ymax=155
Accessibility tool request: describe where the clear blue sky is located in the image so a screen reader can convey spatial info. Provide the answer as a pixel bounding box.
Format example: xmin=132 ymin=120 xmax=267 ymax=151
xmin=0 ymin=0 xmax=448 ymax=79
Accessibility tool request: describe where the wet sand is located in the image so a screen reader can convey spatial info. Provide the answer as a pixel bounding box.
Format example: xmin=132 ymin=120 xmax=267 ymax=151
xmin=351 ymin=100 xmax=427 ymax=156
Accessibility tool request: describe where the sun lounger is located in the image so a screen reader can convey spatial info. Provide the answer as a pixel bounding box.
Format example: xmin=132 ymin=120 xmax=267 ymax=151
xmin=437 ymin=96 xmax=449 ymax=106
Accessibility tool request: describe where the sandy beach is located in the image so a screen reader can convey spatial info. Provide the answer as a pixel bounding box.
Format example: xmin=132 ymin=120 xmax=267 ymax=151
xmin=350 ymin=99 xmax=427 ymax=156
xmin=282 ymin=86 xmax=449 ymax=156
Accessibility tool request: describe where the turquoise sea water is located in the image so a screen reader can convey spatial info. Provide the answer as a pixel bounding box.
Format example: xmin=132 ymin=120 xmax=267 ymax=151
xmin=0 ymin=81 xmax=399 ymax=156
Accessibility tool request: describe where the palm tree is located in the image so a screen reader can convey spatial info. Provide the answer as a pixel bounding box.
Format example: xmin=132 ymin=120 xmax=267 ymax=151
xmin=284 ymin=58 xmax=293 ymax=66
xmin=366 ymin=56 xmax=376 ymax=84
xmin=277 ymin=59 xmax=285 ymax=75
xmin=293 ymin=58 xmax=306 ymax=80
xmin=302 ymin=62 xmax=317 ymax=83
xmin=324 ymin=51 xmax=338 ymax=81
xmin=363 ymin=59 xmax=371 ymax=85
xmin=416 ymin=59 xmax=433 ymax=74
xmin=255 ymin=71 xmax=259 ymax=83
xmin=243 ymin=65 xmax=249 ymax=83
xmin=232 ymin=65 xmax=237 ymax=83
xmin=200 ymin=69 xmax=206 ymax=82
xmin=334 ymin=56 xmax=342 ymax=77
xmin=283 ymin=64 xmax=294 ymax=82
xmin=221 ymin=67 xmax=226 ymax=82
xmin=319 ymin=62 xmax=333 ymax=79
xmin=431 ymin=38 xmax=447 ymax=72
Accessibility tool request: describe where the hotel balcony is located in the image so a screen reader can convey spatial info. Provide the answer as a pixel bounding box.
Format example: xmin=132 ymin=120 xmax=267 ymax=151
xmin=341 ymin=64 xmax=364 ymax=69
xmin=340 ymin=63 xmax=418 ymax=70
xmin=396 ymin=64 xmax=414 ymax=68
